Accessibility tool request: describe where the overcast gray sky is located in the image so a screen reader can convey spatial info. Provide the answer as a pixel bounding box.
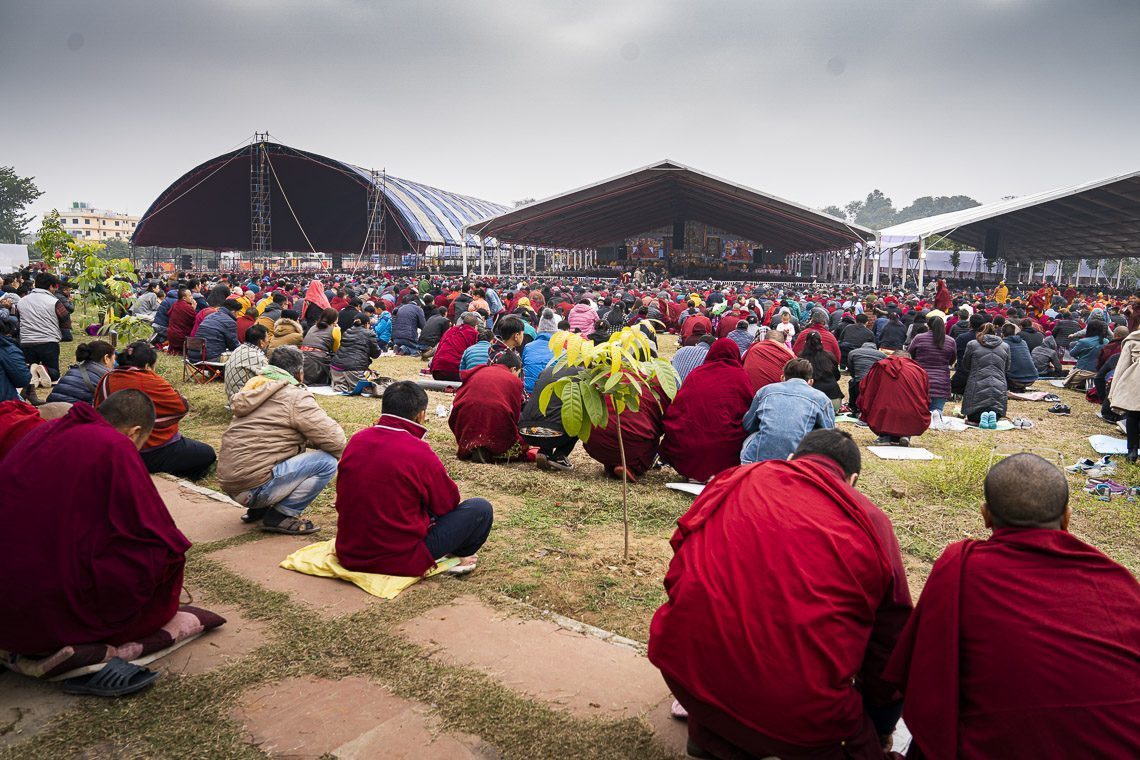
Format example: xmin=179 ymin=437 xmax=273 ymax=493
xmin=2 ymin=0 xmax=1138 ymax=224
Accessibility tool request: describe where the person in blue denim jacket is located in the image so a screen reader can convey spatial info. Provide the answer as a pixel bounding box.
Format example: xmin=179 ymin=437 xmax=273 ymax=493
xmin=740 ymin=357 xmax=835 ymax=464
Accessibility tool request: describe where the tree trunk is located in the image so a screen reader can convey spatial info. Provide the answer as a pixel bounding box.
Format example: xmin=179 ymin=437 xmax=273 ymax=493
xmin=615 ymin=410 xmax=629 ymax=560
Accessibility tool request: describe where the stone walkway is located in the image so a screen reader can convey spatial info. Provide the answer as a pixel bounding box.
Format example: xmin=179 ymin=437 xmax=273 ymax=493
xmin=2 ymin=476 xmax=687 ymax=758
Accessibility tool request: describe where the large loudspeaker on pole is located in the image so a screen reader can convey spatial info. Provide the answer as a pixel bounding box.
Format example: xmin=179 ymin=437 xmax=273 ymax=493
xmin=331 ymin=252 xmax=344 ymax=270
xmin=753 ymin=248 xmax=764 ymax=265
xmin=617 ymin=245 xmax=628 ymax=261
xmin=180 ymin=254 xmax=192 ymax=270
xmin=672 ymin=221 xmax=685 ymax=251
xmin=983 ymin=228 xmax=1002 ymax=259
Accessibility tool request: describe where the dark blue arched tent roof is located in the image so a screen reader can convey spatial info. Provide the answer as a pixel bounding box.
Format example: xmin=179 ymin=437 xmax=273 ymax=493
xmin=131 ymin=141 xmax=507 ymax=253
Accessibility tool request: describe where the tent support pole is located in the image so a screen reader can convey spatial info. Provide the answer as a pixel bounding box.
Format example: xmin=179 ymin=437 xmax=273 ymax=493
xmin=461 ymin=227 xmax=469 ymax=277
xmin=917 ymin=237 xmax=926 ymax=292
xmin=1116 ymin=259 xmax=1124 ymax=289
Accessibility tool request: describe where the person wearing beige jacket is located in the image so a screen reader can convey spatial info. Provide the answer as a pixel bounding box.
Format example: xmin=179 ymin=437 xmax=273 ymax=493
xmin=217 ymin=345 xmax=346 ymax=534
xmin=1108 ymin=329 xmax=1140 ymax=463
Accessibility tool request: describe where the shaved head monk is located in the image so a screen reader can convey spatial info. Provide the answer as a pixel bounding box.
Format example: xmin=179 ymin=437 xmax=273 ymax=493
xmin=649 ymin=428 xmax=912 ymax=759
xmin=885 ymin=453 xmax=1140 ymax=759
xmin=0 ymin=392 xmax=190 ymax=654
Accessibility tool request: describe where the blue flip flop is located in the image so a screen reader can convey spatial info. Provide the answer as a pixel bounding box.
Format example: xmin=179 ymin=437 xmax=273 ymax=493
xmin=62 ymin=657 xmax=159 ymax=697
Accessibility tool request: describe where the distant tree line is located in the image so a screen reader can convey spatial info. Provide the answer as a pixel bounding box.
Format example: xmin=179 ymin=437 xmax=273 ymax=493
xmin=820 ymin=190 xmax=981 ymax=231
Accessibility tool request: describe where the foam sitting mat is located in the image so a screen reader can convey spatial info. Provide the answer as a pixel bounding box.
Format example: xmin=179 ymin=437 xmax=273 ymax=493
xmin=1089 ymin=435 xmax=1129 ymax=455
xmin=665 ymin=482 xmax=706 ymax=497
xmin=280 ymin=540 xmax=459 ymax=599
xmin=1008 ymin=391 xmax=1049 ymax=401
xmin=834 ymin=413 xmax=860 ymax=424
xmin=414 ymin=378 xmax=462 ymax=391
xmin=868 ymin=446 xmax=938 ymax=460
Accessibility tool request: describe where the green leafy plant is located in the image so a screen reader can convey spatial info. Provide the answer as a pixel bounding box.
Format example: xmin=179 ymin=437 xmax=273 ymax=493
xmin=34 ymin=210 xmax=75 ymax=271
xmin=538 ymin=323 xmax=679 ymax=558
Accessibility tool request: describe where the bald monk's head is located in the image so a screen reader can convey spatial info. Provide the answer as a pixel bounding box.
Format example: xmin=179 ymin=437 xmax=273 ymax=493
xmin=982 ymin=453 xmax=1070 ymax=530
xmin=98 ymin=389 xmax=156 ymax=451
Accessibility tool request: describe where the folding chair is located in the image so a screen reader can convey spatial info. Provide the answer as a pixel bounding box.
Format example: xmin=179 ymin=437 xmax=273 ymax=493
xmin=182 ymin=336 xmax=221 ymax=384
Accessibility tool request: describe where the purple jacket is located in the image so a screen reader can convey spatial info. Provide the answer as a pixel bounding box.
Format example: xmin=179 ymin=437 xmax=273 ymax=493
xmin=908 ymin=331 xmax=956 ymax=400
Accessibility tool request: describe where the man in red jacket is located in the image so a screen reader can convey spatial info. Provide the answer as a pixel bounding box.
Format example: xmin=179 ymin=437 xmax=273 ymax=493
xmin=334 ymin=381 xmax=493 ymax=576
xmin=649 ymin=428 xmax=911 ymax=759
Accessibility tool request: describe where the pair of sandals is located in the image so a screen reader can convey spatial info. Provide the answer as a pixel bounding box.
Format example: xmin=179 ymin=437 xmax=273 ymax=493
xmin=241 ymin=507 xmax=319 ymax=534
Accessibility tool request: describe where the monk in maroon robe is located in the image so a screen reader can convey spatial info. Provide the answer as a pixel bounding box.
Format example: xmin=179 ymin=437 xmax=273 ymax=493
xmin=582 ymin=381 xmax=670 ymax=482
xmin=660 ymin=338 xmax=753 ymax=482
xmin=933 ymin=279 xmax=952 ymax=312
xmin=742 ymin=333 xmax=795 ymax=393
xmin=650 ymin=429 xmax=911 ymax=759
xmin=859 ymin=353 xmax=930 ymax=444
xmin=448 ymin=360 xmax=525 ymax=462
xmin=885 ymin=453 xmax=1140 ymax=759
xmin=0 ymin=394 xmax=190 ymax=653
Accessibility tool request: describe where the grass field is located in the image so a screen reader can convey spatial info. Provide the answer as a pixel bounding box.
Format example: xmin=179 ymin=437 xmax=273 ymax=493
xmin=8 ymin=332 xmax=1138 ymax=759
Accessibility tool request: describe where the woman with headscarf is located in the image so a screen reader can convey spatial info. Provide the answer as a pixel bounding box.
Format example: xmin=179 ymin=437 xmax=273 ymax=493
xmin=298 ymin=280 xmax=331 ymax=329
xmin=659 ymin=338 xmax=754 ymax=482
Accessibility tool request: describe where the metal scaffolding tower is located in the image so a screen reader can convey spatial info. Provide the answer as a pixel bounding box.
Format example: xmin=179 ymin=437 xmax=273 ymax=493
xmin=368 ymin=169 xmax=387 ymax=267
xmin=250 ymin=134 xmax=272 ymax=255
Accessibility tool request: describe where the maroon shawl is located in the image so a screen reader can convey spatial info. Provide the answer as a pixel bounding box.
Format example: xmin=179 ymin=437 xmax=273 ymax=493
xmin=582 ymin=381 xmax=670 ymax=477
xmin=0 ymin=403 xmax=189 ymax=653
xmin=859 ymin=355 xmax=931 ymax=438
xmin=448 ymin=364 xmax=524 ymax=458
xmin=649 ymin=456 xmax=911 ymax=748
xmin=742 ymin=340 xmax=794 ymax=394
xmin=885 ymin=529 xmax=1140 ymax=759
xmin=660 ymin=338 xmax=753 ymax=482
xmin=0 ymin=400 xmax=45 ymax=462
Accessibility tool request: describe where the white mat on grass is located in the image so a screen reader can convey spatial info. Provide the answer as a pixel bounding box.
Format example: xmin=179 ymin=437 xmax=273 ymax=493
xmin=415 ymin=378 xmax=462 ymax=391
xmin=1119 ymin=420 xmax=1128 ymax=435
xmin=869 ymin=446 xmax=937 ymax=461
xmin=1089 ymin=435 xmax=1129 ymax=455
xmin=666 ymin=483 xmax=706 ymax=497
xmin=1048 ymin=379 xmax=1068 ymax=388
xmin=308 ymin=385 xmax=343 ymax=396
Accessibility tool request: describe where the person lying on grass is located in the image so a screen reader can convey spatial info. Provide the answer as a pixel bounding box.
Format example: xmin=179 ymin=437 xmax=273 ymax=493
xmin=217 ymin=346 xmax=346 ymax=535
xmin=335 ymin=380 xmax=493 ymax=576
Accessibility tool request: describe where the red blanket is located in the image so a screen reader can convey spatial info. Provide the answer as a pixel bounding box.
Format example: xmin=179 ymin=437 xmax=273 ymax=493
xmin=660 ymin=339 xmax=752 ymax=482
xmin=885 ymin=529 xmax=1140 ymax=759
xmin=448 ymin=364 xmax=524 ymax=458
xmin=0 ymin=403 xmax=189 ymax=654
xmin=859 ymin=355 xmax=930 ymax=437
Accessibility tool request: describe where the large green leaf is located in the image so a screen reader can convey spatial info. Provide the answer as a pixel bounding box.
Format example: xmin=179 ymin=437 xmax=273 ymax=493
xmin=582 ymin=383 xmax=605 ymax=427
xmin=538 ymin=377 xmax=568 ymax=414
xmin=654 ymin=360 xmax=679 ymax=400
xmin=560 ymin=381 xmax=584 ymax=437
